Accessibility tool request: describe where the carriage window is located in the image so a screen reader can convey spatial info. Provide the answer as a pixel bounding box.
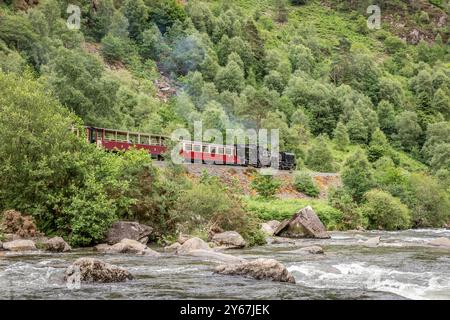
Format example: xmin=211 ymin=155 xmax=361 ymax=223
xmin=210 ymin=147 xmax=217 ymax=154
xmin=202 ymin=145 xmax=209 ymax=153
xmin=193 ymin=145 xmax=201 ymax=152
xmin=117 ymin=132 xmax=127 ymax=142
xmin=150 ymin=137 xmax=159 ymax=145
xmin=218 ymin=147 xmax=224 ymax=155
xmin=225 ymin=147 xmax=233 ymax=156
xmin=184 ymin=143 xmax=192 ymax=152
xmin=129 ymin=134 xmax=138 ymax=143
xmin=140 ymin=135 xmax=150 ymax=145
xmin=104 ymin=131 xmax=116 ymax=141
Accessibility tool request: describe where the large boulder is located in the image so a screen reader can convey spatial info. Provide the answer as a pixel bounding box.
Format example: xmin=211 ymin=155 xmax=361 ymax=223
xmin=261 ymin=220 xmax=281 ymax=236
xmin=428 ymin=237 xmax=450 ymax=248
xmin=214 ymin=258 xmax=295 ymax=283
xmin=177 ymin=233 xmax=192 ymax=245
xmin=274 ymin=206 xmax=330 ymax=239
xmin=105 ymin=221 xmax=153 ymax=245
xmin=43 ymin=237 xmax=71 ymax=252
xmin=2 ymin=239 xmax=36 ymax=251
xmin=164 ymin=242 xmax=181 ymax=252
xmin=363 ymin=236 xmax=380 ymax=247
xmin=292 ymin=246 xmax=324 ymax=254
xmin=212 ymin=231 xmax=246 ymax=249
xmin=65 ymin=258 xmax=133 ymax=283
xmin=186 ymin=249 xmax=245 ymax=264
xmin=176 ymin=237 xmax=211 ymax=255
xmin=95 ymin=238 xmax=160 ymax=257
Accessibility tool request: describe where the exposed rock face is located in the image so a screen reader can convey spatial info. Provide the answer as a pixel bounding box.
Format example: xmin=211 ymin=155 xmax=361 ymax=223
xmin=363 ymin=236 xmax=380 ymax=247
xmin=164 ymin=242 xmax=181 ymax=252
xmin=176 ymin=237 xmax=211 ymax=255
xmin=95 ymin=238 xmax=160 ymax=257
xmin=43 ymin=237 xmax=71 ymax=252
xmin=214 ymin=258 xmax=295 ymax=283
xmin=65 ymin=258 xmax=133 ymax=283
xmin=261 ymin=220 xmax=281 ymax=236
xmin=105 ymin=221 xmax=153 ymax=245
xmin=274 ymin=206 xmax=330 ymax=239
xmin=428 ymin=237 xmax=450 ymax=248
xmin=212 ymin=231 xmax=246 ymax=249
xmin=186 ymin=249 xmax=245 ymax=264
xmin=292 ymin=246 xmax=324 ymax=254
xmin=2 ymin=239 xmax=36 ymax=251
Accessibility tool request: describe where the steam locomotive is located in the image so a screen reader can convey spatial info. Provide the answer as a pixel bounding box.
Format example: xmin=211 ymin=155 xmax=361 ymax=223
xmin=85 ymin=126 xmax=296 ymax=170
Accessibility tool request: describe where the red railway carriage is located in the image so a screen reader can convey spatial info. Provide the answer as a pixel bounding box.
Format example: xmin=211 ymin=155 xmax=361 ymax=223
xmin=85 ymin=127 xmax=168 ymax=159
xmin=179 ymin=140 xmax=242 ymax=165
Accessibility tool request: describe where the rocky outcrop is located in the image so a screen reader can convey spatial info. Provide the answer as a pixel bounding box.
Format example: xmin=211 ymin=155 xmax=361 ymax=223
xmin=261 ymin=220 xmax=281 ymax=236
xmin=176 ymin=237 xmax=211 ymax=255
xmin=274 ymin=206 xmax=330 ymax=239
xmin=292 ymin=246 xmax=324 ymax=254
xmin=428 ymin=237 xmax=450 ymax=248
xmin=177 ymin=233 xmax=192 ymax=245
xmin=363 ymin=236 xmax=380 ymax=247
xmin=65 ymin=258 xmax=133 ymax=283
xmin=164 ymin=242 xmax=181 ymax=252
xmin=2 ymin=239 xmax=36 ymax=251
xmin=95 ymin=238 xmax=160 ymax=257
xmin=186 ymin=249 xmax=245 ymax=264
xmin=105 ymin=221 xmax=153 ymax=245
xmin=211 ymin=231 xmax=246 ymax=249
xmin=214 ymin=258 xmax=295 ymax=283
xmin=43 ymin=237 xmax=71 ymax=252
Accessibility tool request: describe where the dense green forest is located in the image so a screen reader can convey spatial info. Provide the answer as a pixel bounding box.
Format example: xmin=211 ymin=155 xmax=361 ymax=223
xmin=0 ymin=0 xmax=449 ymax=246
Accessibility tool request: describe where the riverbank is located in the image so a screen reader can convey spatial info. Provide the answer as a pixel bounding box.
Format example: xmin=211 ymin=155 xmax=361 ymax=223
xmin=1 ymin=229 xmax=449 ymax=300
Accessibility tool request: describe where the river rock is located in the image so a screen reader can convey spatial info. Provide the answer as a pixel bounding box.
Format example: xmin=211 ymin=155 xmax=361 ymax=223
xmin=177 ymin=233 xmax=192 ymax=244
xmin=186 ymin=249 xmax=245 ymax=264
xmin=95 ymin=238 xmax=160 ymax=257
xmin=176 ymin=237 xmax=211 ymax=255
xmin=105 ymin=221 xmax=153 ymax=245
xmin=164 ymin=242 xmax=181 ymax=252
xmin=212 ymin=231 xmax=246 ymax=249
xmin=65 ymin=258 xmax=133 ymax=283
xmin=2 ymin=239 xmax=36 ymax=251
xmin=428 ymin=237 xmax=450 ymax=248
xmin=274 ymin=206 xmax=330 ymax=239
xmin=214 ymin=258 xmax=295 ymax=283
xmin=268 ymin=237 xmax=296 ymax=244
xmin=292 ymin=246 xmax=324 ymax=254
xmin=363 ymin=236 xmax=380 ymax=247
xmin=261 ymin=220 xmax=281 ymax=236
xmin=43 ymin=237 xmax=71 ymax=252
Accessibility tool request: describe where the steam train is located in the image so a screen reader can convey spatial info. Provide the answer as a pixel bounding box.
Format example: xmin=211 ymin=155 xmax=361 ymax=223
xmin=85 ymin=127 xmax=296 ymax=170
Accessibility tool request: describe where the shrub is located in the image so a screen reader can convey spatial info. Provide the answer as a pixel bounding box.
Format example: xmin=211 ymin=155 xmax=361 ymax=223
xmin=293 ymin=172 xmax=320 ymax=197
xmin=360 ymin=189 xmax=411 ymax=230
xmin=305 ymin=135 xmax=334 ymax=172
xmin=172 ymin=179 xmax=265 ymax=246
xmin=251 ymin=173 xmax=282 ymax=198
xmin=341 ymin=149 xmax=374 ymax=202
xmin=244 ymin=197 xmax=344 ymax=231
xmin=328 ymin=188 xmax=367 ymax=229
xmin=0 ymin=210 xmax=38 ymax=238
xmin=406 ymin=173 xmax=450 ymax=228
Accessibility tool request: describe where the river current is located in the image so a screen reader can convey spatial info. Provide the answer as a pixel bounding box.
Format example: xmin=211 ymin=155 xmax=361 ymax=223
xmin=0 ymin=229 xmax=449 ymax=300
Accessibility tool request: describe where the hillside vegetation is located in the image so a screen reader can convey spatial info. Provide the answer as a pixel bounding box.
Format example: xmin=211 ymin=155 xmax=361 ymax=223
xmin=0 ymin=0 xmax=449 ymax=245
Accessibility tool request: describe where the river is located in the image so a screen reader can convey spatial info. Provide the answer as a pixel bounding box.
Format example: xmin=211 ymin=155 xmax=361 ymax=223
xmin=0 ymin=229 xmax=449 ymax=300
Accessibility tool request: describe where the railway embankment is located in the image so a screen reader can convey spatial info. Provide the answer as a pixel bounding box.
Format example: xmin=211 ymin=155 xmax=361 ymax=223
xmin=154 ymin=162 xmax=341 ymax=199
